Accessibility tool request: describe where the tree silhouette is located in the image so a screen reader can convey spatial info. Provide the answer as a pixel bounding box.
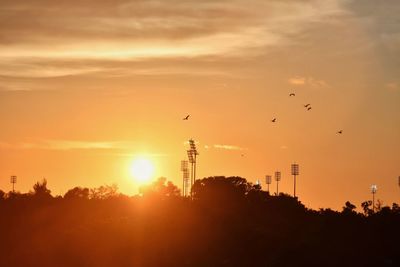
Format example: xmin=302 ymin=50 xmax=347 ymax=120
xmin=32 ymin=179 xmax=51 ymax=198
xmin=342 ymin=201 xmax=357 ymax=215
xmin=89 ymin=184 xmax=119 ymax=199
xmin=192 ymin=176 xmax=256 ymax=202
xmin=139 ymin=177 xmax=180 ymax=198
xmin=64 ymin=187 xmax=89 ymax=199
xmin=361 ymin=200 xmax=373 ymax=216
xmin=0 ymin=176 xmax=399 ymax=267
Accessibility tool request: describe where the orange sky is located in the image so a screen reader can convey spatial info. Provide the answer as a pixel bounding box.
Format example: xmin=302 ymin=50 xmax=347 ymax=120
xmin=0 ymin=0 xmax=399 ymax=210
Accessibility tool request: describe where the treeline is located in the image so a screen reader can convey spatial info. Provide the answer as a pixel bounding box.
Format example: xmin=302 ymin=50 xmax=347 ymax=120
xmin=0 ymin=176 xmax=399 ymax=267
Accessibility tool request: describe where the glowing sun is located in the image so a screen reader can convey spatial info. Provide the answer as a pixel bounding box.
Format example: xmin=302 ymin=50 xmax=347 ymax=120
xmin=130 ymin=158 xmax=154 ymax=184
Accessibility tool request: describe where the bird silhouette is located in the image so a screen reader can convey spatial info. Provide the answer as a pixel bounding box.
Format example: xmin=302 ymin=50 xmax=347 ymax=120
xmin=183 ymin=115 xmax=190 ymax=120
xmin=337 ymin=130 xmax=343 ymax=134
xmin=307 ymin=107 xmax=312 ymax=111
xmin=289 ymin=93 xmax=295 ymax=97
xmin=271 ymin=118 xmax=277 ymax=122
xmin=304 ymin=104 xmax=311 ymax=108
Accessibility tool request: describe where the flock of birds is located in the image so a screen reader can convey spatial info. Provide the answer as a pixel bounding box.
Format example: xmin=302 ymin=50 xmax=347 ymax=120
xmin=271 ymin=93 xmax=343 ymax=134
xmin=183 ymin=92 xmax=343 ymax=135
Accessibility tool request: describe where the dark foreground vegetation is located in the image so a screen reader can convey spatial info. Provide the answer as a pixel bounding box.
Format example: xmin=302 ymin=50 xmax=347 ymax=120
xmin=1 ymin=177 xmax=399 ymax=267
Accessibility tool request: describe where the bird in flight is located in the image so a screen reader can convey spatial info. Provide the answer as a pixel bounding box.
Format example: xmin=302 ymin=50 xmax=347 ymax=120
xmin=183 ymin=115 xmax=190 ymax=120
xmin=304 ymin=104 xmax=311 ymax=108
xmin=337 ymin=130 xmax=343 ymax=134
xmin=271 ymin=118 xmax=277 ymax=122
xmin=289 ymin=93 xmax=296 ymax=97
xmin=307 ymin=107 xmax=312 ymax=111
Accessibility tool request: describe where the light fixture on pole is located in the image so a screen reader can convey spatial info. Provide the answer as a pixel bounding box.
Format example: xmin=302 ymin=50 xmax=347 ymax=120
xmin=371 ymin=184 xmax=377 ymax=213
xmin=291 ymin=163 xmax=299 ymax=197
xmin=187 ymin=139 xmax=199 ymax=197
xmin=265 ymin=175 xmax=272 ymax=194
xmin=181 ymin=160 xmax=189 ymax=197
xmin=10 ymin=175 xmax=17 ymax=193
xmin=398 ymin=176 xmax=400 ymax=189
xmin=274 ymin=171 xmax=281 ymax=196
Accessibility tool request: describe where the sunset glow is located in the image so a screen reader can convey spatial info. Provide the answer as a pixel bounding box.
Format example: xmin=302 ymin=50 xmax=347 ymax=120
xmin=1 ymin=1 xmax=399 ymax=266
xmin=130 ymin=158 xmax=155 ymax=184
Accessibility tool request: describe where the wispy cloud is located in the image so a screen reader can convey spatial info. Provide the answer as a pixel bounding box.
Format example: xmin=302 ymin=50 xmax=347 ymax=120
xmin=0 ymin=0 xmax=347 ymax=79
xmin=289 ymin=76 xmax=306 ymax=85
xmin=0 ymin=140 xmax=134 ymax=150
xmin=289 ymin=76 xmax=329 ymax=88
xmin=386 ymin=82 xmax=399 ymax=92
xmin=213 ymin=144 xmax=247 ymax=151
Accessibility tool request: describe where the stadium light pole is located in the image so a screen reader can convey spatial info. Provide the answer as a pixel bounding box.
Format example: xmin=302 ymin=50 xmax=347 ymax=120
xmin=265 ymin=175 xmax=272 ymax=194
xmin=10 ymin=175 xmax=17 ymax=193
xmin=187 ymin=139 xmax=199 ymax=197
xmin=274 ymin=171 xmax=281 ymax=196
xmin=181 ymin=160 xmax=189 ymax=197
xmin=371 ymin=184 xmax=377 ymax=213
xmin=291 ymin=164 xmax=299 ymax=197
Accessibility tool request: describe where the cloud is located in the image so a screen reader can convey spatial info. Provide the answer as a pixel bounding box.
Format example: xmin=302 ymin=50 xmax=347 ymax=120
xmin=213 ymin=144 xmax=246 ymax=151
xmin=289 ymin=76 xmax=329 ymax=88
xmin=0 ymin=0 xmax=348 ymax=78
xmin=289 ymin=76 xmax=306 ymax=85
xmin=386 ymin=82 xmax=399 ymax=92
xmin=0 ymin=58 xmax=230 ymax=79
xmin=0 ymin=140 xmax=134 ymax=150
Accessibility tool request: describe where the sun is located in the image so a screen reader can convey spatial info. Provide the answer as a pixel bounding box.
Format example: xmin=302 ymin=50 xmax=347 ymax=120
xmin=130 ymin=158 xmax=155 ymax=184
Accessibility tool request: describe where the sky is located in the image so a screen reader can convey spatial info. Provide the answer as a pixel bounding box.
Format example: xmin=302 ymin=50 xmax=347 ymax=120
xmin=0 ymin=0 xmax=399 ymax=210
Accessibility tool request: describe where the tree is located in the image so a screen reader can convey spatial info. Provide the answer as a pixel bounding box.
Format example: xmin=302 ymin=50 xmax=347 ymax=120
xmin=89 ymin=184 xmax=119 ymax=200
xmin=64 ymin=187 xmax=90 ymax=200
xmin=392 ymin=203 xmax=400 ymax=213
xmin=191 ymin=176 xmax=255 ymax=203
xmin=361 ymin=200 xmax=373 ymax=216
xmin=32 ymin=179 xmax=52 ymax=198
xmin=342 ymin=201 xmax=357 ymax=214
xmin=139 ymin=177 xmax=180 ymax=198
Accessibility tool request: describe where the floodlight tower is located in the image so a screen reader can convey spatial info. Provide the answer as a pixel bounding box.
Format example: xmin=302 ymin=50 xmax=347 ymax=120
xmin=265 ymin=175 xmax=272 ymax=193
xmin=398 ymin=176 xmax=400 ymax=202
xmin=183 ymin=170 xmax=190 ymax=197
xmin=371 ymin=184 xmax=377 ymax=213
xmin=10 ymin=175 xmax=17 ymax=193
xmin=291 ymin=163 xmax=299 ymax=197
xmin=275 ymin=171 xmax=281 ymax=196
xmin=187 ymin=150 xmax=194 ymax=192
xmin=187 ymin=139 xmax=199 ymax=194
xmin=181 ymin=160 xmax=189 ymax=197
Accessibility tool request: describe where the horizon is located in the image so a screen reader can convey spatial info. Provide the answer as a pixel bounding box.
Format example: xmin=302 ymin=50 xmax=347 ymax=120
xmin=1 ymin=0 xmax=399 ymax=211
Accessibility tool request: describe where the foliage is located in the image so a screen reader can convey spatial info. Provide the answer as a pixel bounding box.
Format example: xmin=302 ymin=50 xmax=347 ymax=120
xmin=32 ymin=179 xmax=52 ymax=198
xmin=64 ymin=187 xmax=90 ymax=199
xmin=139 ymin=177 xmax=180 ymax=198
xmin=89 ymin=184 xmax=119 ymax=200
xmin=0 ymin=176 xmax=399 ymax=267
